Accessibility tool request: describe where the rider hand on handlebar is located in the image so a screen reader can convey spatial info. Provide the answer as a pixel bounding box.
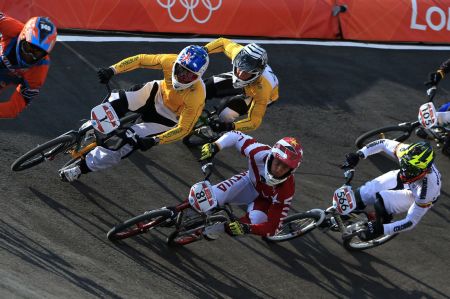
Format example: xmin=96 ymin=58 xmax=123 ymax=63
xmin=341 ymin=151 xmax=364 ymax=169
xmin=97 ymin=67 xmax=115 ymax=84
xmin=125 ymin=129 xmax=159 ymax=151
xmin=425 ymin=70 xmax=444 ymax=87
xmin=210 ymin=120 xmax=234 ymax=133
xmin=224 ymin=221 xmax=251 ymax=236
xmin=359 ymin=220 xmax=384 ymax=241
xmin=199 ymin=142 xmax=220 ymax=161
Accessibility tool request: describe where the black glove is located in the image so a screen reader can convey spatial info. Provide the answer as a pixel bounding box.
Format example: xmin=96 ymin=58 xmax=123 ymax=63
xmin=224 ymin=221 xmax=251 ymax=236
xmin=359 ymin=221 xmax=384 ymax=241
xmin=210 ymin=120 xmax=234 ymax=133
xmin=199 ymin=142 xmax=220 ymax=161
xmin=126 ymin=130 xmax=159 ymax=151
xmin=97 ymin=67 xmax=115 ymax=84
xmin=341 ymin=152 xmax=363 ymax=169
xmin=425 ymin=71 xmax=443 ymax=87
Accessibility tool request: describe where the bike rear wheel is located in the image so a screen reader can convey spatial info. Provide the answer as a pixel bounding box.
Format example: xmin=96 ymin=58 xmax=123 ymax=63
xmin=264 ymin=210 xmax=324 ymax=242
xmin=107 ymin=209 xmax=172 ymax=241
xmin=342 ymin=213 xmax=398 ymax=251
xmin=355 ymin=124 xmax=417 ymax=149
xmin=11 ymin=134 xmax=76 ymax=171
xmin=167 ymin=215 xmax=227 ymax=247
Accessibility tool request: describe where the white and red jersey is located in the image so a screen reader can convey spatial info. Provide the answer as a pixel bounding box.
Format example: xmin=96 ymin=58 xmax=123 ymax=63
xmin=214 ymin=131 xmax=296 ymax=236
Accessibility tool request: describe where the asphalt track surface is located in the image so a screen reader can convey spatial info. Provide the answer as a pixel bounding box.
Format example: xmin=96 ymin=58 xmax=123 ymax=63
xmin=1 ymin=38 xmax=449 ymax=299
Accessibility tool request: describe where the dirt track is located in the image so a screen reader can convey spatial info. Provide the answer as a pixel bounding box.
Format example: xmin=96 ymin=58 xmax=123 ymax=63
xmin=0 ymin=40 xmax=449 ymax=299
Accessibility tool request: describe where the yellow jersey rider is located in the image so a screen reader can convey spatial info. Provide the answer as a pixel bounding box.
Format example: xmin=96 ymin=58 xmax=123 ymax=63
xmin=60 ymin=45 xmax=209 ymax=182
xmin=203 ymin=38 xmax=279 ymax=133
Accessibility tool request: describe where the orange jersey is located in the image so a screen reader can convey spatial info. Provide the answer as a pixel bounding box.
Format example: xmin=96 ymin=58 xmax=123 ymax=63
xmin=0 ymin=13 xmax=50 ymax=118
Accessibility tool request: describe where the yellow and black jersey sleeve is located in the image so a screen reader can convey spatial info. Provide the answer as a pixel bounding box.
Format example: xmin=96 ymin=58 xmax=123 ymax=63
xmin=111 ymin=54 xmax=177 ymax=79
xmin=234 ymin=79 xmax=273 ymax=132
xmin=204 ymin=37 xmax=243 ymax=60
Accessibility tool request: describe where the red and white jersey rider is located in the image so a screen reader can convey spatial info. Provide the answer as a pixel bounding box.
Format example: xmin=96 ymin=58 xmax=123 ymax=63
xmin=201 ymin=131 xmax=303 ymax=237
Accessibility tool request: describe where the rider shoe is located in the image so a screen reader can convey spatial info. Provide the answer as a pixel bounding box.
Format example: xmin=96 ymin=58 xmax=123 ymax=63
xmin=59 ymin=165 xmax=81 ymax=182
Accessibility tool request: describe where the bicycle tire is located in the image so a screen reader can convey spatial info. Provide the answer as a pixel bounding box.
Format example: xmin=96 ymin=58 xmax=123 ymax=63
xmin=167 ymin=215 xmax=228 ymax=247
xmin=11 ymin=134 xmax=76 ymax=171
xmin=355 ymin=124 xmax=417 ymax=149
xmin=107 ymin=209 xmax=172 ymax=241
xmin=264 ymin=210 xmax=323 ymax=243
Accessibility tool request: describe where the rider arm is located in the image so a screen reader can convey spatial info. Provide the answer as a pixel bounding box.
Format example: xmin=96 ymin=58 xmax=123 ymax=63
xmin=438 ymin=58 xmax=450 ymax=76
xmin=110 ymin=54 xmax=164 ymax=74
xmin=0 ymin=64 xmax=49 ymax=118
xmin=214 ymin=131 xmax=267 ymax=157
xmin=204 ymin=37 xmax=243 ymax=60
xmin=156 ymin=89 xmax=205 ymax=144
xmin=358 ymin=139 xmax=400 ymax=160
xmin=233 ymin=83 xmax=273 ymax=132
xmin=249 ymin=181 xmax=295 ymax=236
xmin=383 ymin=203 xmax=430 ymax=235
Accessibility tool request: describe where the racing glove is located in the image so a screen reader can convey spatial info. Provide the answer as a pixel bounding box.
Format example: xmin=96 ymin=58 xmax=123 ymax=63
xmin=224 ymin=221 xmax=251 ymax=236
xmin=97 ymin=67 xmax=115 ymax=84
xmin=125 ymin=129 xmax=159 ymax=151
xmin=425 ymin=70 xmax=444 ymax=87
xmin=341 ymin=151 xmax=364 ymax=169
xmin=210 ymin=120 xmax=234 ymax=133
xmin=359 ymin=220 xmax=384 ymax=241
xmin=199 ymin=143 xmax=220 ymax=161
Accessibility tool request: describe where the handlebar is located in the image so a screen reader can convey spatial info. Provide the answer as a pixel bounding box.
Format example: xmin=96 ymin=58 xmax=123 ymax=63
xmin=343 ymin=168 xmax=355 ymax=185
xmin=427 ymin=85 xmax=437 ymax=102
xmin=101 ymin=83 xmax=112 ymax=104
xmin=201 ymin=160 xmax=214 ymax=182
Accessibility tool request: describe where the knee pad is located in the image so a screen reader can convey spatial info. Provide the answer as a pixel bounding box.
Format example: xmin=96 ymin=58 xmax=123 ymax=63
xmin=374 ymin=193 xmax=393 ymax=224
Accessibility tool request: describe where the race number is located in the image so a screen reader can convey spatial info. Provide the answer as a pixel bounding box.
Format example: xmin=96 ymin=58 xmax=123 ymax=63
xmin=418 ymin=102 xmax=437 ymax=129
xmin=332 ymin=185 xmax=357 ymax=215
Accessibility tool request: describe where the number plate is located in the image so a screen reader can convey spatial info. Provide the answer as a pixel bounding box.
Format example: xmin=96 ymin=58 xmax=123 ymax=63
xmin=91 ymin=102 xmax=120 ymax=134
xmin=418 ymin=102 xmax=437 ymax=129
xmin=332 ymin=185 xmax=357 ymax=215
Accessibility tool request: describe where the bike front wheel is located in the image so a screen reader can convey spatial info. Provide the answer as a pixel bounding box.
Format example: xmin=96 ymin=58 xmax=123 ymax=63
xmin=107 ymin=209 xmax=173 ymax=241
xmin=167 ymin=215 xmax=228 ymax=247
xmin=11 ymin=134 xmax=76 ymax=171
xmin=264 ymin=210 xmax=324 ymax=242
xmin=355 ymin=124 xmax=417 ymax=149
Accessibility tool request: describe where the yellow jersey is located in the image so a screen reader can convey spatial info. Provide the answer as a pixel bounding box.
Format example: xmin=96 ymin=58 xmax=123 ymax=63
xmin=111 ymin=54 xmax=205 ymax=144
xmin=205 ymin=38 xmax=279 ymax=132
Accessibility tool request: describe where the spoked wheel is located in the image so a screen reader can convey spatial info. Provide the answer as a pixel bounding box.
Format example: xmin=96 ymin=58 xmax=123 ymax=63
xmin=355 ymin=123 xmax=418 ymax=149
xmin=11 ymin=134 xmax=76 ymax=171
xmin=264 ymin=210 xmax=324 ymax=242
xmin=107 ymin=209 xmax=173 ymax=241
xmin=342 ymin=213 xmax=398 ymax=251
xmin=167 ymin=215 xmax=227 ymax=247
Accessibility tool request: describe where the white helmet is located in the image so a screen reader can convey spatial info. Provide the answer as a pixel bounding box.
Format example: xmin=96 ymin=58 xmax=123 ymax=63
xmin=232 ymin=43 xmax=268 ymax=88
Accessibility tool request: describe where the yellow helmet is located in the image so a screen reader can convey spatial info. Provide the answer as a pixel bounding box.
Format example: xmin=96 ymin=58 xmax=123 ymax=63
xmin=399 ymin=141 xmax=434 ymax=181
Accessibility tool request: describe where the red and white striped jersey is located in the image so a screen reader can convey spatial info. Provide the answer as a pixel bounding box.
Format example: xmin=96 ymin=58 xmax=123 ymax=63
xmin=215 ymin=131 xmax=296 ymax=236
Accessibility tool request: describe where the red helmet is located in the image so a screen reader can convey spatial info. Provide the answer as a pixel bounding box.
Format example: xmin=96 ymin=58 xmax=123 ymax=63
xmin=16 ymin=17 xmax=57 ymax=65
xmin=264 ymin=137 xmax=303 ymax=186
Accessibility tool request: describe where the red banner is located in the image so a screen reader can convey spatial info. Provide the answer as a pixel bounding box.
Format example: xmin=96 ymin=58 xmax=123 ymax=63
xmin=0 ymin=0 xmax=339 ymax=39
xmin=338 ymin=0 xmax=450 ymax=43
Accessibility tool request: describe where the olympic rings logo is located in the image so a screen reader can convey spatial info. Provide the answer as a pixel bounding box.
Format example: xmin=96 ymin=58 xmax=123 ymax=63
xmin=157 ymin=0 xmax=222 ymax=24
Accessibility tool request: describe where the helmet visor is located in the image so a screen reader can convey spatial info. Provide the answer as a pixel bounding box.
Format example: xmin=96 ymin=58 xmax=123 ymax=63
xmin=174 ymin=63 xmax=198 ymax=84
xmin=400 ymin=159 xmax=423 ymax=179
xmin=20 ymin=40 xmax=47 ymax=63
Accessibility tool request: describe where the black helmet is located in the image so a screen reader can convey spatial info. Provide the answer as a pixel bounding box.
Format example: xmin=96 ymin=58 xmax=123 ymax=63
xmin=232 ymin=43 xmax=267 ymax=88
